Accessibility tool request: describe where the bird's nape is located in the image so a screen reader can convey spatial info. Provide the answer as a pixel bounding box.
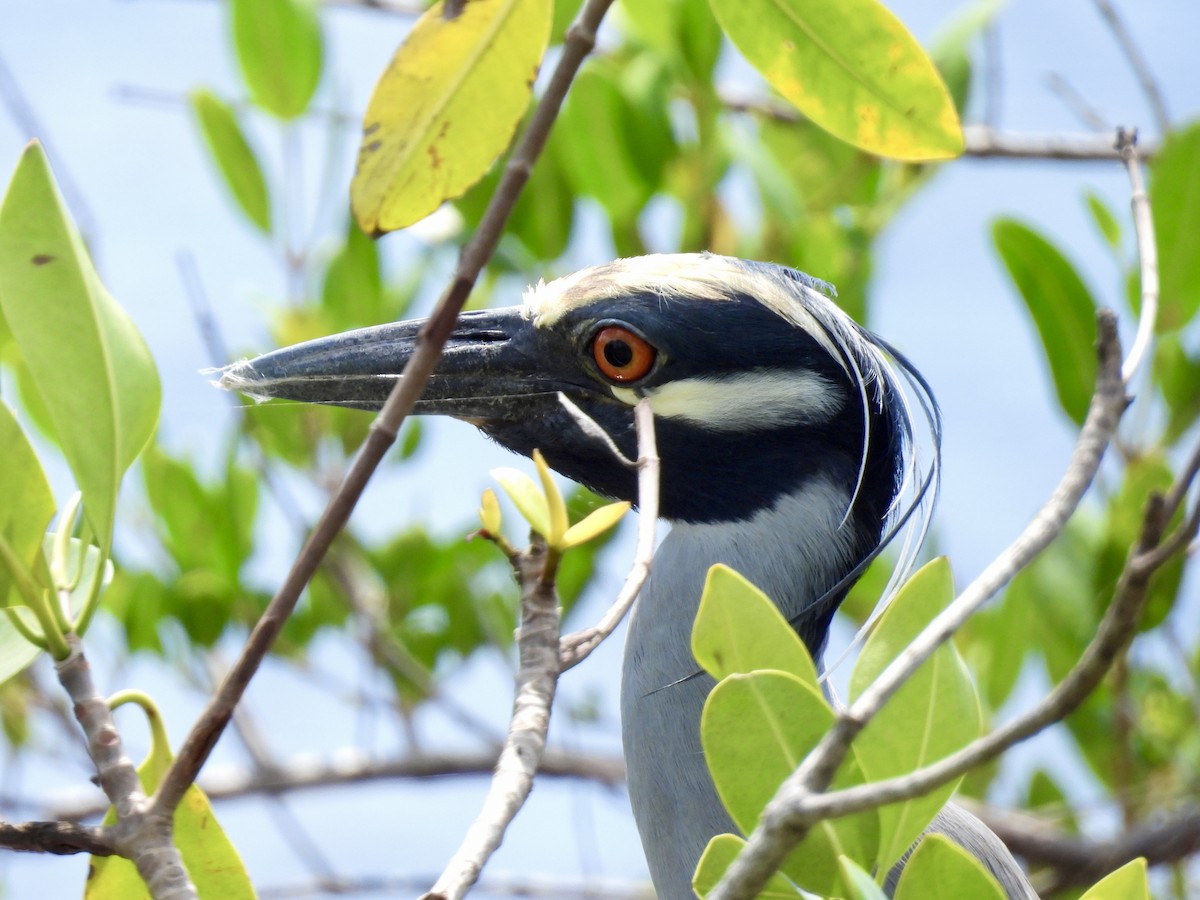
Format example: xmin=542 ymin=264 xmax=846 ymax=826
xmin=218 ymin=252 xmax=1030 ymax=898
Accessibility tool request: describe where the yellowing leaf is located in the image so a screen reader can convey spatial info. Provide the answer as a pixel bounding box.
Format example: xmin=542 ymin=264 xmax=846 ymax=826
xmin=86 ymin=703 xmax=253 ymax=900
xmin=533 ymin=449 xmax=568 ymax=546
xmin=1080 ymin=858 xmax=1150 ymax=900
xmin=562 ymin=501 xmax=629 ymax=548
xmin=351 ymin=0 xmax=552 ymax=234
xmin=708 ymin=0 xmax=962 ymax=160
xmin=491 ymin=467 xmax=550 ymax=537
xmin=479 ymin=488 xmax=502 ymax=534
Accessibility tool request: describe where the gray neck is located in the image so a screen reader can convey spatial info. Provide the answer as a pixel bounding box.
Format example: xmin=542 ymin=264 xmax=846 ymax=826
xmin=620 ymin=477 xmax=863 ymax=899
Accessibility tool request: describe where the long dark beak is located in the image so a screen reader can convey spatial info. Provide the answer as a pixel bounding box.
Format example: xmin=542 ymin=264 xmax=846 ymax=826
xmin=218 ymin=307 xmax=578 ymax=421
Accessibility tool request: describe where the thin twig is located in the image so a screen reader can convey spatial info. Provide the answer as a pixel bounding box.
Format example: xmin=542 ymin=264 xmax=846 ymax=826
xmin=1117 ymin=129 xmax=1158 ymax=382
xmin=48 ymin=748 xmax=626 ymax=822
xmin=149 ymin=0 xmax=616 ymax=823
xmin=421 ymin=539 xmax=561 ymax=900
xmin=0 ymin=820 xmax=115 ymax=856
xmin=718 ymin=90 xmax=1161 ymax=160
xmin=708 ymin=315 xmax=1128 ymax=899
xmin=559 ymin=400 xmax=659 ymax=671
xmin=1043 ymin=73 xmax=1111 ymax=132
xmin=1091 ymin=0 xmax=1171 ymax=133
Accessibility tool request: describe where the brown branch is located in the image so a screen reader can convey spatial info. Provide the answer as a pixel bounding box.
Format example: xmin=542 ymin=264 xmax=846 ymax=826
xmin=709 ymin=314 xmax=1128 ymax=899
xmin=0 ymin=820 xmax=115 ymax=856
xmin=50 ymin=749 xmax=625 ymax=822
xmin=150 ymin=0 xmax=616 ymax=823
xmin=978 ymin=803 xmax=1200 ymax=892
xmin=421 ymin=539 xmax=562 ymax=900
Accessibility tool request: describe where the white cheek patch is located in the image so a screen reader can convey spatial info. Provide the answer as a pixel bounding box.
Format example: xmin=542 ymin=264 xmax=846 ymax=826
xmin=610 ymin=370 xmax=843 ymax=431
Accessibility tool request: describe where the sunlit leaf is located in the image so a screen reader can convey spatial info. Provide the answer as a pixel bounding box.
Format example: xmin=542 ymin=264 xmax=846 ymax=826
xmin=893 ymin=834 xmax=1005 ymax=900
xmin=850 ymin=558 xmax=981 ymax=875
xmin=692 ymin=564 xmax=820 ymax=688
xmin=992 ymin=218 xmax=1097 ymax=425
xmin=708 ymin=0 xmax=962 ymax=160
xmin=1079 ymin=857 xmax=1149 ymax=900
xmin=351 ymin=0 xmax=552 ymax=234
xmin=1150 ymin=121 xmax=1200 ymax=331
xmin=702 ymin=671 xmax=878 ymax=896
xmin=491 ymin=467 xmax=550 ymax=539
xmin=693 ymin=833 xmax=805 ymax=898
xmin=0 ymin=402 xmax=55 ymax=608
xmin=231 ymin=0 xmax=323 ymax=119
xmin=86 ymin=704 xmax=253 ymax=899
xmin=0 ymin=142 xmax=161 ymax=552
xmin=561 ymin=501 xmax=628 ymax=548
xmin=188 ymin=89 xmax=272 ymax=232
xmin=479 ymin=488 xmax=503 ymax=534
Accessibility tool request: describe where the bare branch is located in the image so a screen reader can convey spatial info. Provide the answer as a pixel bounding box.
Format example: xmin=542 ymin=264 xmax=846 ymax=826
xmin=48 ymin=748 xmax=626 ymax=821
xmin=1117 ymin=129 xmax=1159 ymax=383
xmin=709 ymin=315 xmax=1128 ymax=899
xmin=56 ymin=636 xmax=195 ymax=898
xmin=0 ymin=820 xmax=114 ymax=856
xmin=560 ymin=400 xmax=660 ymax=671
xmin=978 ymin=802 xmax=1200 ymax=892
xmin=421 ymin=539 xmax=562 ymax=900
xmin=151 ymin=0 xmax=616 ymax=822
xmin=1091 ymin=0 xmax=1171 ymax=133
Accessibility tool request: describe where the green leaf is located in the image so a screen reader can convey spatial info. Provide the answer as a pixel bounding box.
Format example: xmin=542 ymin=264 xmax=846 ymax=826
xmin=692 ymin=564 xmax=820 ymax=689
xmin=1084 ymin=191 xmax=1122 ymax=251
xmin=1079 ymin=857 xmax=1149 ymax=900
xmin=86 ymin=705 xmax=254 ymax=899
xmin=188 ymin=89 xmax=272 ymax=232
xmin=351 ymin=0 xmax=552 ymax=234
xmin=693 ymin=833 xmax=804 ymax=898
xmin=1157 ymin=335 xmax=1200 ymax=443
xmin=230 ymin=0 xmax=323 ymax=119
xmin=708 ymin=0 xmax=962 ymax=160
xmin=0 ymin=402 xmax=55 ymax=607
xmin=321 ymin=217 xmax=384 ymax=328
xmin=850 ymin=558 xmax=981 ymax=875
xmin=561 ymin=501 xmax=629 ymax=548
xmin=702 ymin=671 xmax=878 ymax=896
xmin=0 ymin=142 xmax=161 ymax=552
xmin=0 ymin=537 xmax=109 ymax=686
xmin=840 ymin=855 xmax=890 ymax=900
xmin=1150 ymin=120 xmax=1200 ymax=331
xmin=893 ymin=834 xmax=1005 ymax=900
xmin=491 ymin=467 xmax=550 ymax=538
xmin=992 ymin=218 xmax=1097 ymax=425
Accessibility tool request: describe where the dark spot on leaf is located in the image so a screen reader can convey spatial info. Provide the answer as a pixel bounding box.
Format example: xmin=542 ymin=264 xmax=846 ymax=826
xmin=442 ymin=0 xmax=466 ymax=21
xmin=31 ymin=253 xmax=55 ymax=266
xmin=365 ymin=140 xmax=382 ymax=154
xmin=784 ymin=40 xmax=795 ymax=51
xmin=88 ymin=863 xmax=97 ymax=880
xmin=363 ymin=122 xmax=381 ymax=137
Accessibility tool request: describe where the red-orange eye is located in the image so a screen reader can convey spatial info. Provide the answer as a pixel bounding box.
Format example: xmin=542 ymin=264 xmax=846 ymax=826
xmin=592 ymin=325 xmax=656 ymax=383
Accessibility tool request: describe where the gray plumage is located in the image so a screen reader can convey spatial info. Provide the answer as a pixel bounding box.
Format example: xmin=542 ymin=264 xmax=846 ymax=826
xmin=219 ymin=253 xmax=1037 ymax=899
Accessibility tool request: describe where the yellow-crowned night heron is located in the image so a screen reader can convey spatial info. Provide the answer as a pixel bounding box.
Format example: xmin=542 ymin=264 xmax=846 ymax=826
xmin=220 ymin=253 xmax=1036 ymax=899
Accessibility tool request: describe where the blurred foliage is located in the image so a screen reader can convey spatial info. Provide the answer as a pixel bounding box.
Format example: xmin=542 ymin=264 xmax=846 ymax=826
xmin=0 ymin=0 xmax=1197 ymax=897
